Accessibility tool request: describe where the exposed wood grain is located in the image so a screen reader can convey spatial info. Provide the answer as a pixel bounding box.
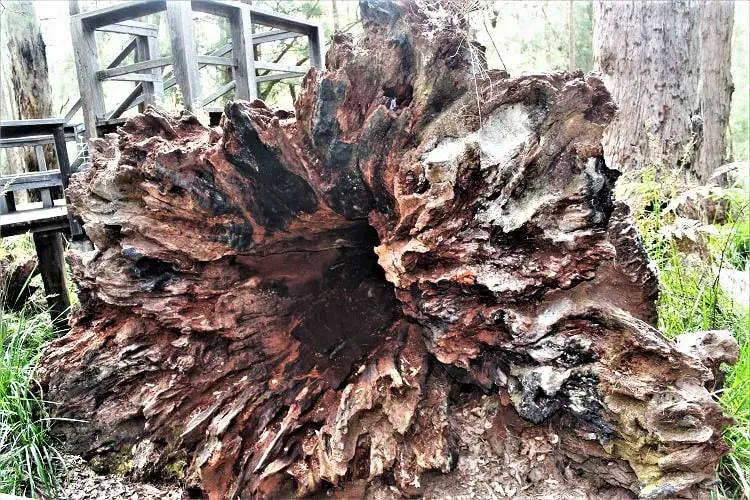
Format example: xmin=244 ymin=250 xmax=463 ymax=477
xmin=252 ymin=29 xmax=302 ymax=45
xmin=97 ymin=57 xmax=172 ymax=80
xmin=97 ymin=20 xmax=159 ymax=38
xmin=78 ymin=0 xmax=166 ymax=29
xmin=1 ymin=169 xmax=61 ymax=192
xmin=52 ymin=123 xmax=82 ymax=237
xmin=253 ymin=60 xmax=308 ymax=74
xmin=136 ymin=35 xmax=164 ymax=111
xmin=33 ymin=146 xmax=53 ymax=209
xmin=39 ymin=4 xmax=736 ymax=499
xmin=195 ymin=55 xmax=236 ymax=67
xmin=102 ymin=73 xmax=162 ymax=83
xmin=64 ymin=37 xmax=138 ymax=123
xmin=0 ymin=205 xmax=70 ymax=236
xmin=255 ymin=71 xmax=304 ymax=83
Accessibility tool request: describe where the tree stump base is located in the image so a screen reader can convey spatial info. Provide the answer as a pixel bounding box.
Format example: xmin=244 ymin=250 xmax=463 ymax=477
xmin=38 ymin=2 xmax=737 ymax=498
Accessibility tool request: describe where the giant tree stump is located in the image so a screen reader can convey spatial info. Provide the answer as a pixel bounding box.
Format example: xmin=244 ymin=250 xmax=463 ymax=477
xmin=39 ymin=2 xmax=737 ymax=498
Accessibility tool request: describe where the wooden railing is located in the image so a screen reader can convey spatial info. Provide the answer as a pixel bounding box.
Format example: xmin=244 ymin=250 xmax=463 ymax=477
xmin=0 ymin=119 xmax=83 ymax=238
xmin=70 ymin=0 xmax=324 ymax=139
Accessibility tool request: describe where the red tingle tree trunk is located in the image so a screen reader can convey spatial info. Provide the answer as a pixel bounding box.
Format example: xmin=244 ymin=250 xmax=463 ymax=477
xmin=38 ymin=1 xmax=737 ymax=498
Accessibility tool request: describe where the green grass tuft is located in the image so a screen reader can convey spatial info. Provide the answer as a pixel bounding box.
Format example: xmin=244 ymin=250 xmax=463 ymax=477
xmin=0 ymin=307 xmax=65 ymax=496
xmin=629 ymin=167 xmax=750 ymax=499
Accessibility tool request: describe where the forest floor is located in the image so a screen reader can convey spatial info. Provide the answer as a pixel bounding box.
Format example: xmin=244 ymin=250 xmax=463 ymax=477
xmin=63 ymin=455 xmax=182 ymax=500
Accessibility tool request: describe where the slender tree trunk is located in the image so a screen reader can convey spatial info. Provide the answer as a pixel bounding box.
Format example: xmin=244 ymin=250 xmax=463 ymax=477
xmin=568 ymin=0 xmax=575 ymax=71
xmin=594 ymin=0 xmax=733 ymax=185
xmin=332 ymin=0 xmax=340 ymax=32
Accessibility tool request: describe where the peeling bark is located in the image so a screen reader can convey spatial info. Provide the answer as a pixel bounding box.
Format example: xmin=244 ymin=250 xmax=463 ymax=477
xmin=39 ymin=2 xmax=736 ymax=499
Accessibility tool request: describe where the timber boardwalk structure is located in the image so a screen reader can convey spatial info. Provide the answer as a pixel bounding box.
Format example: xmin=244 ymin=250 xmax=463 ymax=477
xmin=1 ymin=0 xmax=325 ymax=330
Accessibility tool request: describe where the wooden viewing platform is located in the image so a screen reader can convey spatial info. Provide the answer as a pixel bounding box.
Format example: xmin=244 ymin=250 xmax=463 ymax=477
xmin=71 ymin=0 xmax=324 ymax=138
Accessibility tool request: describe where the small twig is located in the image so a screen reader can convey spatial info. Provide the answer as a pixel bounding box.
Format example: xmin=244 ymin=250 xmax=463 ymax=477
xmin=482 ymin=11 xmax=506 ymax=72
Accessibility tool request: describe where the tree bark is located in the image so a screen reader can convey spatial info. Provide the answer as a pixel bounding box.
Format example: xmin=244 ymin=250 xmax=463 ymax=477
xmin=5 ymin=0 xmax=59 ymax=199
xmin=593 ymin=0 xmax=733 ymax=185
xmin=39 ymin=3 xmax=737 ymax=499
xmin=0 ymin=256 xmax=39 ymax=312
xmin=696 ymin=1 xmax=734 ymax=184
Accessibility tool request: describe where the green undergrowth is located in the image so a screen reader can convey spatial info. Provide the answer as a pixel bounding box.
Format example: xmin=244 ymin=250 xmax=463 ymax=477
xmin=625 ymin=164 xmax=750 ymax=498
xmin=0 ymin=306 xmax=65 ymax=497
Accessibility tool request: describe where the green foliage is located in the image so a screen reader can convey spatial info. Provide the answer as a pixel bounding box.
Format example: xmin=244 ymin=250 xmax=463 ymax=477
xmin=630 ymin=167 xmax=750 ymax=498
xmin=0 ymin=234 xmax=35 ymax=263
xmin=720 ymin=323 xmax=750 ymax=499
xmin=473 ymin=0 xmax=593 ymax=74
xmin=0 ymin=306 xmax=65 ymax=497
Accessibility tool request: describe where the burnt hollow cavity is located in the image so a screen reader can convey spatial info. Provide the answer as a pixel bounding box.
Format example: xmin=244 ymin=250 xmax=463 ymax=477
xmin=290 ymin=225 xmax=401 ymax=389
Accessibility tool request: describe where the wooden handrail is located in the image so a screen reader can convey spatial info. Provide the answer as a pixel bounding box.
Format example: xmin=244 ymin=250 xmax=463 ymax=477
xmin=200 ymin=80 xmax=236 ymax=107
xmin=253 ymin=30 xmax=303 ymax=45
xmin=97 ymin=20 xmax=159 ymax=37
xmin=196 ymin=56 xmax=236 ymax=67
xmin=254 ymin=61 xmax=309 ymax=74
xmin=0 ymin=170 xmax=62 ymax=193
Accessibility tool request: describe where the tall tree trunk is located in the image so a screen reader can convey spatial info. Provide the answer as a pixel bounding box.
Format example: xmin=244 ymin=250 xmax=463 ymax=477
xmin=5 ymin=0 xmax=58 ymax=199
xmin=594 ymin=0 xmax=733 ymax=185
xmin=332 ymin=0 xmax=340 ymax=32
xmin=39 ymin=3 xmax=737 ymax=499
xmin=697 ymin=1 xmax=734 ymax=183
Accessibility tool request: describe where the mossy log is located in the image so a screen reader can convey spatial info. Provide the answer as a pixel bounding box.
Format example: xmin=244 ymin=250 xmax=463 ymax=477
xmin=38 ymin=1 xmax=737 ymax=498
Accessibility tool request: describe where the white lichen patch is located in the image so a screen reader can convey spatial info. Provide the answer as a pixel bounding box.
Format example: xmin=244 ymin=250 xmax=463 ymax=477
xmin=477 ymin=103 xmax=535 ymax=167
xmin=421 ymin=103 xmax=533 ymax=173
xmin=506 ymin=297 xmax=576 ymax=343
xmin=419 ymin=104 xmax=539 ymax=235
xmin=476 ymin=265 xmax=530 ymax=294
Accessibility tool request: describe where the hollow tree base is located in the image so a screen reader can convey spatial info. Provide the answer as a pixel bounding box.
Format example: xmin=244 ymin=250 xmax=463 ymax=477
xmin=38 ymin=1 xmax=737 ymax=499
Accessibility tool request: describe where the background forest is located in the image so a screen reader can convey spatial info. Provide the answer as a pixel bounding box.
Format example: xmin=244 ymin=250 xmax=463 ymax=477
xmin=0 ymin=0 xmax=748 ymax=498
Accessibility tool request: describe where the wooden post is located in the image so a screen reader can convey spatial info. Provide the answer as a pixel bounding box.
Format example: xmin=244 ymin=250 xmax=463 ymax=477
xmin=70 ymin=15 xmax=106 ymax=139
xmin=2 ymin=192 xmax=16 ymax=213
xmin=231 ymin=5 xmax=257 ymax=101
xmin=166 ymin=1 xmax=201 ymax=112
xmin=52 ymin=123 xmax=83 ymax=237
xmin=32 ymin=231 xmax=71 ymax=335
xmin=34 ymin=145 xmax=53 ymax=208
xmin=69 ymin=0 xmax=80 ymax=16
xmin=308 ymin=24 xmax=325 ymax=69
xmin=136 ymin=34 xmax=164 ymax=111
